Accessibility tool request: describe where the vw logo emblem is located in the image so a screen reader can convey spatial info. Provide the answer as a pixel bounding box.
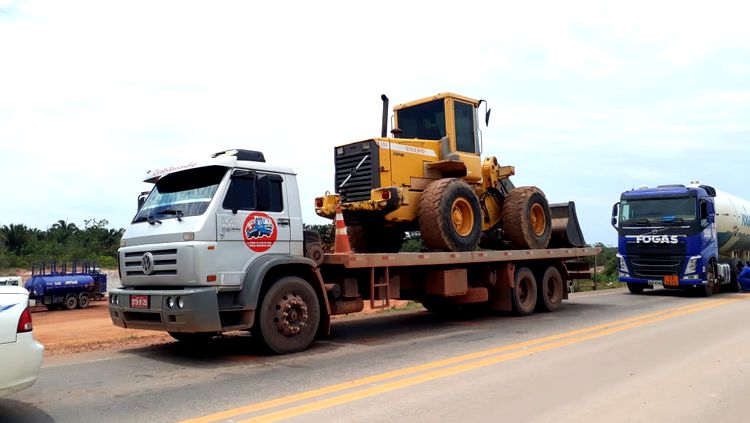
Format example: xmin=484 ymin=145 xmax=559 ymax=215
xmin=141 ymin=252 xmax=154 ymax=275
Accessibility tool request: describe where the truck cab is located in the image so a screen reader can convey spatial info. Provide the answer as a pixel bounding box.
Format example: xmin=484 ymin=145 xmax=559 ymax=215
xmin=611 ymin=184 xmax=732 ymax=295
xmin=109 ymin=149 xmax=319 ymax=338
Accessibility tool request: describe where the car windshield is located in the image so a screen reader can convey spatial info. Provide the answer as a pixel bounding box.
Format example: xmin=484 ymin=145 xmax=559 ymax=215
xmin=620 ymin=197 xmax=697 ymax=225
xmin=396 ymin=99 xmax=446 ymax=140
xmin=133 ymin=166 xmax=227 ymax=223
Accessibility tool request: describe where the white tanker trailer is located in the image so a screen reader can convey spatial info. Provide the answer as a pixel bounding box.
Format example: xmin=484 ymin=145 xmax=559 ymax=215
xmin=613 ymin=183 xmax=750 ymax=296
xmin=715 ymin=189 xmax=750 ymax=258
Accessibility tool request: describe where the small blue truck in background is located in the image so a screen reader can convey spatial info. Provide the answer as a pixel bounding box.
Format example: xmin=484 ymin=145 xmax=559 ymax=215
xmin=25 ymin=261 xmax=108 ymax=310
xmin=612 ymin=183 xmax=750 ymax=296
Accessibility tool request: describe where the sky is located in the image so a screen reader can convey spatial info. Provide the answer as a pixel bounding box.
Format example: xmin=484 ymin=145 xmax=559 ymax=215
xmin=1 ymin=0 xmax=749 ymax=245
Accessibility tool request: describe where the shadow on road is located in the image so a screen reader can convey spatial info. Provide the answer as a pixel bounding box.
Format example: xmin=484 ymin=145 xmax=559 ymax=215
xmin=0 ymin=399 xmax=54 ymax=423
xmin=120 ymin=309 xmax=516 ymax=366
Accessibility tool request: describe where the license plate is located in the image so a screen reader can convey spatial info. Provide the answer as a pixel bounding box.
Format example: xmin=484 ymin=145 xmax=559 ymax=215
xmin=130 ymin=295 xmax=149 ymax=309
xmin=664 ymin=275 xmax=679 ymax=287
xmin=648 ymin=280 xmax=663 ymax=286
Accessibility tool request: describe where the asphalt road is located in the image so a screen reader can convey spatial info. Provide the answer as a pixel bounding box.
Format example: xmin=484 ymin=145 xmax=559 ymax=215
xmin=3 ymin=288 xmax=750 ymax=423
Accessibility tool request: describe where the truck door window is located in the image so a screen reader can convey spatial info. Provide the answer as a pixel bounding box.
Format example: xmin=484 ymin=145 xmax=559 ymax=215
xmin=454 ymin=101 xmax=476 ymax=153
xmin=223 ymin=172 xmax=283 ymax=212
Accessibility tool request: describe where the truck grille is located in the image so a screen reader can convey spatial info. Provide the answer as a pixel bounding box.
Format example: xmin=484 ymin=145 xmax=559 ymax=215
xmin=124 ymin=249 xmax=178 ymax=276
xmin=628 ymin=255 xmax=684 ymax=279
xmin=334 ymin=141 xmax=380 ymax=202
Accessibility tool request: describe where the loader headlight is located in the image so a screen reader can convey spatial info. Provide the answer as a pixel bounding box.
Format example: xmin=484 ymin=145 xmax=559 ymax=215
xmin=685 ymin=256 xmax=702 ymax=275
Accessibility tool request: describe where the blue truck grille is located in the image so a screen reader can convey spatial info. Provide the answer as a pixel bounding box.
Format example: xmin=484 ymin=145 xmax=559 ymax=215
xmin=334 ymin=141 xmax=380 ymax=203
xmin=628 ymin=255 xmax=684 ymax=279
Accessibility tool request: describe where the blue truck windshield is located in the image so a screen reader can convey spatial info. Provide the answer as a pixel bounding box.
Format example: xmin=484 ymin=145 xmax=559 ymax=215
xmin=396 ymin=99 xmax=446 ymax=140
xmin=620 ymin=197 xmax=697 ymax=225
xmin=133 ymin=166 xmax=227 ymax=223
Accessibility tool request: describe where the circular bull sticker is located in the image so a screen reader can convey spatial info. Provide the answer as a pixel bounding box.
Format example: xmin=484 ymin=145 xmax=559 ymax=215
xmin=242 ymin=212 xmax=278 ymax=252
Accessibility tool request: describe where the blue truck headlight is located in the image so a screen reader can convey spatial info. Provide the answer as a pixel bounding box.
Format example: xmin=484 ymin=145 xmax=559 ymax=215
xmin=617 ymin=254 xmax=628 ymax=274
xmin=685 ymin=256 xmax=702 ymax=275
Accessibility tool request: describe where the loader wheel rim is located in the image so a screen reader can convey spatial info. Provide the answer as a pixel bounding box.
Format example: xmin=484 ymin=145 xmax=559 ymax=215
xmin=530 ymin=203 xmax=546 ymax=236
xmin=451 ymin=198 xmax=474 ymax=237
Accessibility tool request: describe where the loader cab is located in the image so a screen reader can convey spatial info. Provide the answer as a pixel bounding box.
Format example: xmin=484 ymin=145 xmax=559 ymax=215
xmin=394 ymin=93 xmax=483 ymax=156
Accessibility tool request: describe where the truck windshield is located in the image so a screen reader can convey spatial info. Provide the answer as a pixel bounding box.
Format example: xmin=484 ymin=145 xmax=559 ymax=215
xmin=620 ymin=197 xmax=697 ymax=225
xmin=396 ymin=99 xmax=446 ymax=140
xmin=133 ymin=166 xmax=227 ymax=223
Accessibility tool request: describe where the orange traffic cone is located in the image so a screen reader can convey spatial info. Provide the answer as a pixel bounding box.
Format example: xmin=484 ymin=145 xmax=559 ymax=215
xmin=333 ymin=205 xmax=352 ymax=254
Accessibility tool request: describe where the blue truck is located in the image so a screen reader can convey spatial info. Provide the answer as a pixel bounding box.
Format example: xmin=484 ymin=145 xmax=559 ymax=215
xmin=25 ymin=261 xmax=108 ymax=310
xmin=612 ymin=183 xmax=750 ymax=296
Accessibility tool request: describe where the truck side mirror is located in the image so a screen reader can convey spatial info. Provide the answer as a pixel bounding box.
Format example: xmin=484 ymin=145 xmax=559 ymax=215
xmin=611 ymin=202 xmax=619 ymax=228
xmin=137 ymin=191 xmax=150 ymax=211
xmin=700 ymin=201 xmax=714 ymax=225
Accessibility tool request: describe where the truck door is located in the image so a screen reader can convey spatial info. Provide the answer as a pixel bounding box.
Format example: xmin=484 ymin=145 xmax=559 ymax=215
xmin=217 ymin=170 xmax=290 ymax=276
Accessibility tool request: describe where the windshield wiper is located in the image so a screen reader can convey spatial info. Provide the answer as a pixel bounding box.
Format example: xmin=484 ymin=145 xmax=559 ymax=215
xmin=133 ymin=215 xmax=162 ymax=225
xmin=157 ymin=208 xmax=184 ymax=222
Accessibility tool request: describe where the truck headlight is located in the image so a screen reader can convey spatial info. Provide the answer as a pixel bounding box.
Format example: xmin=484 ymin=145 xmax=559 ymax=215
xmin=685 ymin=256 xmax=702 ymax=275
xmin=167 ymin=296 xmax=176 ymax=309
xmin=617 ymin=254 xmax=628 ymax=274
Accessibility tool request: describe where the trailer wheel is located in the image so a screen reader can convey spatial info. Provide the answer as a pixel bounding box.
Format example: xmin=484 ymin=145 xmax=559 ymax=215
xmin=78 ymin=293 xmax=91 ymax=309
xmin=255 ymin=276 xmax=320 ymax=354
xmin=501 ymin=187 xmax=551 ymax=249
xmin=419 ymin=178 xmax=482 ymax=251
xmin=512 ymin=267 xmax=538 ymax=316
xmin=348 ymin=226 xmax=404 ymax=253
xmin=536 ymin=266 xmax=564 ymax=312
xmin=64 ymin=294 xmax=78 ymax=310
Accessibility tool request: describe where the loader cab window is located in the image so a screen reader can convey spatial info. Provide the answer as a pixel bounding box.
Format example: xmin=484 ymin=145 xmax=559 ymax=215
xmin=454 ymin=101 xmax=477 ymax=153
xmin=396 ymin=100 xmax=446 ymax=140
xmin=223 ymin=170 xmax=284 ymax=212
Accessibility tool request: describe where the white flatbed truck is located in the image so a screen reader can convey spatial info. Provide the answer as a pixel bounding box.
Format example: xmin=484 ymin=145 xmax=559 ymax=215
xmin=109 ymin=149 xmax=599 ymax=353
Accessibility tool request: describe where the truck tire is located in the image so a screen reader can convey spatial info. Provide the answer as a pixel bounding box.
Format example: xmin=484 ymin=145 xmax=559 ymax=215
xmin=78 ymin=293 xmax=91 ymax=309
xmin=64 ymin=294 xmax=78 ymax=310
xmin=501 ymin=187 xmax=551 ymax=250
xmin=627 ymin=283 xmax=644 ymax=294
xmin=722 ymin=258 xmax=741 ymax=292
xmin=168 ymin=332 xmax=216 ymax=344
xmin=536 ymin=266 xmax=564 ymax=312
xmin=348 ymin=226 xmax=405 ymax=253
xmin=255 ymin=276 xmax=320 ymax=354
xmin=512 ymin=267 xmax=538 ymax=316
xmin=695 ymin=265 xmax=716 ymax=297
xmin=419 ymin=178 xmax=482 ymax=252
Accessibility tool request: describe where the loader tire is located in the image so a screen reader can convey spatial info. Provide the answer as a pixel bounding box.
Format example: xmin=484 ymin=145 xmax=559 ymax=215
xmin=501 ymin=186 xmax=551 ymax=249
xmin=348 ymin=226 xmax=404 ymax=253
xmin=419 ymin=178 xmax=482 ymax=252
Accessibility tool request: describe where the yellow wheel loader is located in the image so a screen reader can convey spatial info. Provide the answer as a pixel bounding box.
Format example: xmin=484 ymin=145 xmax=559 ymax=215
xmin=315 ymin=93 xmax=585 ymax=253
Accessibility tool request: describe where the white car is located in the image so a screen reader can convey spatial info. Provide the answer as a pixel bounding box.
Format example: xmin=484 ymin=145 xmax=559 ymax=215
xmin=0 ymin=286 xmax=44 ymax=397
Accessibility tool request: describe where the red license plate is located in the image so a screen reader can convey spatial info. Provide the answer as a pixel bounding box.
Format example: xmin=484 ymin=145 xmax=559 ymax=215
xmin=130 ymin=295 xmax=149 ymax=309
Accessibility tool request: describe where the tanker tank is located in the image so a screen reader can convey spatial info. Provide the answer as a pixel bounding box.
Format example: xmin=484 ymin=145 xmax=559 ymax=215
xmin=715 ymin=189 xmax=750 ymax=256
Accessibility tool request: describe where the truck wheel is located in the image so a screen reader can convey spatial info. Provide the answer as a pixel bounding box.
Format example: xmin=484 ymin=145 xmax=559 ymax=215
xmin=419 ymin=178 xmax=482 ymax=251
xmin=723 ymin=258 xmax=741 ymax=292
xmin=64 ymin=294 xmax=78 ymax=310
xmin=696 ymin=266 xmax=716 ymax=297
xmin=78 ymin=293 xmax=91 ymax=309
xmin=536 ymin=266 xmax=564 ymax=312
xmin=512 ymin=267 xmax=538 ymax=316
xmin=256 ymin=276 xmax=320 ymax=354
xmin=348 ymin=226 xmax=405 ymax=253
xmin=501 ymin=187 xmax=551 ymax=249
xmin=627 ymin=283 xmax=645 ymax=294
xmin=168 ymin=332 xmax=216 ymax=344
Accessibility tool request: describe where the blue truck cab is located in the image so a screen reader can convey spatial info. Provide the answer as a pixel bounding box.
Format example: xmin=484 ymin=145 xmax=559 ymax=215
xmin=611 ymin=184 xmax=733 ymax=296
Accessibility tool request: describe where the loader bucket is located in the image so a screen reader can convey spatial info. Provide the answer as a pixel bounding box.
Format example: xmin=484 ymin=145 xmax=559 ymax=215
xmin=548 ymin=202 xmax=586 ymax=248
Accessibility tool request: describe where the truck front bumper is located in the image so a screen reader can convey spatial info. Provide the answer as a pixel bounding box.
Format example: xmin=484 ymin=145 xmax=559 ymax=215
xmin=109 ymin=286 xmax=223 ymax=333
xmin=618 ymin=276 xmax=706 ymax=288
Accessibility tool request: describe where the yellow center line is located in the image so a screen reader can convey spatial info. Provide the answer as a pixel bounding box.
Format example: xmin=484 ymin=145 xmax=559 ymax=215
xmin=181 ymin=298 xmax=738 ymax=423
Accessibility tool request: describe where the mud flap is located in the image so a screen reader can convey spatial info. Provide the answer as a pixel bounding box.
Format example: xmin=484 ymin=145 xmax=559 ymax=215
xmin=549 ymin=202 xmax=586 ymax=248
